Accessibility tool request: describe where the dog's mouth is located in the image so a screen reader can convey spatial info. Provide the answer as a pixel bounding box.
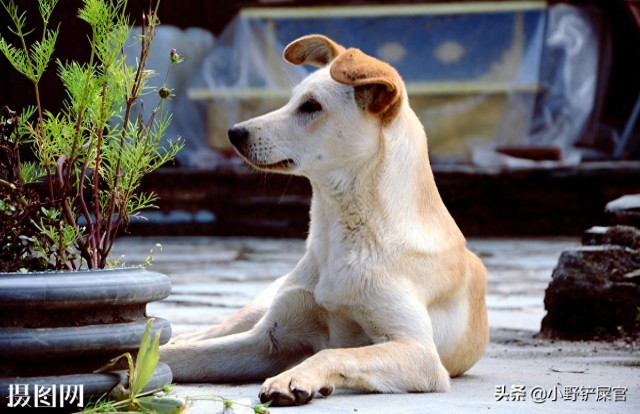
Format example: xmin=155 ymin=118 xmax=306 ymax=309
xmin=251 ymin=158 xmax=296 ymax=171
xmin=230 ymin=143 xmax=296 ymax=172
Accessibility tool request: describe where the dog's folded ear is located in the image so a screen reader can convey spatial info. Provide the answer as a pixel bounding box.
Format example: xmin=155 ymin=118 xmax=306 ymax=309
xmin=330 ymin=48 xmax=402 ymax=118
xmin=284 ymin=35 xmax=402 ymax=120
xmin=284 ymin=34 xmax=346 ymax=67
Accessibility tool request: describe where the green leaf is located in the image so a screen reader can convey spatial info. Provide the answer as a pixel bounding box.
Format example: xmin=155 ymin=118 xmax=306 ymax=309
xmin=130 ymin=318 xmax=161 ymax=396
xmin=77 ymin=0 xmax=108 ymax=27
xmin=253 ymin=402 xmax=272 ymax=414
xmin=107 ymin=382 xmax=131 ymax=403
xmin=38 ymin=0 xmax=59 ymax=25
xmin=19 ymin=161 xmax=46 ymax=184
xmin=93 ymin=351 xmax=134 ymax=376
xmin=136 ymin=395 xmax=186 ymax=414
xmin=0 ymin=38 xmax=33 ymax=80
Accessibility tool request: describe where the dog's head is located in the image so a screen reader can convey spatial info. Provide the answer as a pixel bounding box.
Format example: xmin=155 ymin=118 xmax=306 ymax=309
xmin=228 ymin=34 xmax=405 ymax=177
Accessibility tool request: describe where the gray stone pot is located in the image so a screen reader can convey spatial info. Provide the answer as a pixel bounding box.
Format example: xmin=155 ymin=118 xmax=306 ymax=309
xmin=0 ymin=267 xmax=173 ymax=409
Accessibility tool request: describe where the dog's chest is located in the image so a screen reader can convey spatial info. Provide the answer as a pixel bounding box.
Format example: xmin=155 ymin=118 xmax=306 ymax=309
xmin=324 ymin=308 xmax=372 ymax=348
xmin=308 ymin=218 xmax=389 ymax=311
xmin=313 ymin=250 xmax=376 ymax=312
xmin=313 ymin=264 xmax=376 ymax=347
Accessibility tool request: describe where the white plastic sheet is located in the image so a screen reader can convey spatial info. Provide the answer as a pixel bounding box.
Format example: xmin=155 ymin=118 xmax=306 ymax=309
xmin=479 ymin=4 xmax=604 ymax=166
xmin=125 ymin=25 xmax=216 ymax=167
xmin=163 ymin=3 xmax=604 ymax=167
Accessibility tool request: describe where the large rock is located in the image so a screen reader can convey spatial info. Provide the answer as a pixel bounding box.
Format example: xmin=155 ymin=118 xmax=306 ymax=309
xmin=540 ymin=242 xmax=640 ymax=339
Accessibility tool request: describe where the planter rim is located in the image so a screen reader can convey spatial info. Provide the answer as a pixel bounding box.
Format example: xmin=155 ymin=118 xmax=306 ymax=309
xmin=0 ymin=265 xmax=146 ymax=276
xmin=0 ymin=267 xmax=171 ymax=307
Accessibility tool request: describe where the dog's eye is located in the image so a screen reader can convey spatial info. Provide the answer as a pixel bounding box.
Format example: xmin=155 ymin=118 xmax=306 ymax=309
xmin=298 ymin=99 xmax=322 ymax=114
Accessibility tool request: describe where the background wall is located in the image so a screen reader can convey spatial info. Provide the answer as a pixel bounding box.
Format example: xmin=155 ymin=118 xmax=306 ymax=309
xmin=1 ymin=0 xmax=638 ymax=146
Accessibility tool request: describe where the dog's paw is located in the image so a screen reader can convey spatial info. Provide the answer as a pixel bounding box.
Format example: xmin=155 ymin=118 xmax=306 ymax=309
xmin=259 ymin=373 xmax=334 ymax=406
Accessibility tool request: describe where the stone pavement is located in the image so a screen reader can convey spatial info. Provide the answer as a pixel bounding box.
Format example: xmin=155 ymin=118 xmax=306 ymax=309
xmin=111 ymin=237 xmax=640 ymax=413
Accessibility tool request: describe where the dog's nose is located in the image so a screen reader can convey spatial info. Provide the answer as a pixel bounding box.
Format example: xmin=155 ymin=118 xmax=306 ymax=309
xmin=228 ymin=126 xmax=249 ymax=147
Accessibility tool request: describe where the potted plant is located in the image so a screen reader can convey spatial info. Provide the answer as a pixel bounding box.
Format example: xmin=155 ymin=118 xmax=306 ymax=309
xmin=0 ymin=0 xmax=183 ymax=408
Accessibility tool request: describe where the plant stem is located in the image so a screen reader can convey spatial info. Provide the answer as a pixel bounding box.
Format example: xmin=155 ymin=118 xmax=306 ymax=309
xmin=12 ymin=135 xmax=23 ymax=186
xmin=103 ymin=0 xmax=160 ymax=260
xmin=0 ymin=177 xmax=16 ymax=190
xmin=91 ymin=81 xmax=109 ymax=267
xmin=76 ymin=161 xmax=96 ymax=266
xmin=33 ymin=84 xmax=54 ymax=201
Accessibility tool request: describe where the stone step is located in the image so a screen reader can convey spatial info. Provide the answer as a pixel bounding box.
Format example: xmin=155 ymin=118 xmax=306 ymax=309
xmin=606 ymin=194 xmax=640 ymax=227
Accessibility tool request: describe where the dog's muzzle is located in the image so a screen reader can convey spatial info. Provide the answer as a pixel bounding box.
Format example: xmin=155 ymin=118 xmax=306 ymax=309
xmin=227 ymin=125 xmax=295 ymax=172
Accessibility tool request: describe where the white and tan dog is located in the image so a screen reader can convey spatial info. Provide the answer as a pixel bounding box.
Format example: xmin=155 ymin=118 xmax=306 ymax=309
xmin=161 ymin=34 xmax=488 ymax=406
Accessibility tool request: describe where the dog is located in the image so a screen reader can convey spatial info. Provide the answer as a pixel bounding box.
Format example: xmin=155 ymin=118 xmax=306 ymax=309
xmin=161 ymin=34 xmax=489 ymax=407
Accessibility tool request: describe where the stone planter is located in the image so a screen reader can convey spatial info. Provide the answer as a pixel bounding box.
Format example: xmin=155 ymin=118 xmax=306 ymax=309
xmin=0 ymin=268 xmax=173 ymax=409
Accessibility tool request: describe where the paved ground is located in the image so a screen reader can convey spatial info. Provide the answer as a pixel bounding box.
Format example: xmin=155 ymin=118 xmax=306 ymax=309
xmin=112 ymin=237 xmax=640 ymax=413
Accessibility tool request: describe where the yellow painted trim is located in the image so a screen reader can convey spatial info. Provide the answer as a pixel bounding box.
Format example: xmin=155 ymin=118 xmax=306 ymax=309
xmin=241 ymin=2 xmax=546 ymax=20
xmin=187 ymin=81 xmax=538 ymax=101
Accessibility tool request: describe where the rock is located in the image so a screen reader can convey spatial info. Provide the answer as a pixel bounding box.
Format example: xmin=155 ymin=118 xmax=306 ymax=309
xmin=606 ymin=194 xmax=640 ymax=227
xmin=582 ymin=225 xmax=640 ymax=249
xmin=581 ymin=226 xmax=608 ymax=245
xmin=540 ymin=245 xmax=640 ymax=339
xmin=543 ymin=195 xmax=640 ymax=340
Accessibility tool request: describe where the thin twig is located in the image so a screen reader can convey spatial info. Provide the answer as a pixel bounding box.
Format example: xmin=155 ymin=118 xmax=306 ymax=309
xmin=0 ymin=177 xmax=16 ymax=190
xmin=104 ymin=0 xmax=160 ymax=256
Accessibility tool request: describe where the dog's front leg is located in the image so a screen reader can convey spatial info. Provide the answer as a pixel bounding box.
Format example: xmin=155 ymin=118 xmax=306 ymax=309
xmin=160 ymin=329 xmax=308 ymax=382
xmin=259 ymin=299 xmax=450 ymax=406
xmin=161 ymin=282 xmax=329 ymax=383
xmin=168 ymin=277 xmax=287 ymax=344
xmin=259 ymin=338 xmax=449 ymax=405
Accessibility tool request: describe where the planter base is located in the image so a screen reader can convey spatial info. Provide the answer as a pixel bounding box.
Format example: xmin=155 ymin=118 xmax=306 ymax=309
xmin=0 ymin=318 xmax=171 ymax=376
xmin=0 ymin=268 xmax=174 ymax=410
xmin=0 ymin=362 xmax=172 ymax=411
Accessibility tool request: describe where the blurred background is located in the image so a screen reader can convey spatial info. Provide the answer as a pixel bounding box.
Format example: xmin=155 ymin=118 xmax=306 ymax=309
xmin=1 ymin=0 xmax=639 ymax=239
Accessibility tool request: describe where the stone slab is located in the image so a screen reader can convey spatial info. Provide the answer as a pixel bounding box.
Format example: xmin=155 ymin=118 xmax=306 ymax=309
xmin=109 ymin=237 xmax=639 ymax=413
xmin=606 ymin=194 xmax=640 ymax=227
xmin=171 ymin=332 xmax=640 ymax=413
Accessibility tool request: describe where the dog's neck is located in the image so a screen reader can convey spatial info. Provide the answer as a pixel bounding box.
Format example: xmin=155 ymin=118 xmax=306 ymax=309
xmin=307 ymin=105 xmax=464 ymax=254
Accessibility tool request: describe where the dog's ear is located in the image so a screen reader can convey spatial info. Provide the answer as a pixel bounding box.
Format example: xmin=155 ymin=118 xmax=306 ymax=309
xmin=330 ymin=48 xmax=402 ymax=118
xmin=284 ymin=34 xmax=346 ymax=67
